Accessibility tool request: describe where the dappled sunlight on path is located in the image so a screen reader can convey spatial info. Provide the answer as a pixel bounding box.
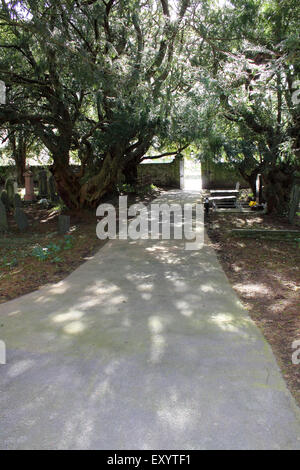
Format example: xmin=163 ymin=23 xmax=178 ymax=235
xmin=0 ymin=191 xmax=300 ymax=449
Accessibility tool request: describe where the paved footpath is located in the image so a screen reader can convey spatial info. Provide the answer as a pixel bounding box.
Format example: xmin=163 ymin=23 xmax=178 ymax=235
xmin=0 ymin=191 xmax=300 ymax=450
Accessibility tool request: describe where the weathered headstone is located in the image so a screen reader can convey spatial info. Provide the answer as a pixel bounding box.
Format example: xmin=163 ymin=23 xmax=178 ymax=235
xmin=38 ymin=198 xmax=50 ymax=208
xmin=24 ymin=170 xmax=36 ymax=201
xmin=14 ymin=193 xmax=23 ymax=208
xmin=288 ymin=184 xmax=300 ymax=224
xmin=58 ymin=215 xmax=70 ymax=234
xmin=0 ymin=189 xmax=9 ymax=211
xmin=5 ymin=178 xmax=15 ymax=208
xmin=48 ymin=175 xmax=59 ymax=202
xmin=13 ymin=181 xmax=18 ymax=194
xmin=235 ymin=182 xmax=240 ymax=191
xmin=38 ymin=169 xmax=48 ymax=199
xmin=14 ymin=207 xmax=29 ymax=232
xmin=0 ymin=199 xmax=8 ymax=232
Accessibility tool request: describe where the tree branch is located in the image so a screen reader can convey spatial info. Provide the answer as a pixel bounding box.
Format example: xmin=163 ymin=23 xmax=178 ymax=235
xmin=141 ymin=145 xmax=188 ymax=161
xmin=160 ymin=0 xmax=170 ymax=17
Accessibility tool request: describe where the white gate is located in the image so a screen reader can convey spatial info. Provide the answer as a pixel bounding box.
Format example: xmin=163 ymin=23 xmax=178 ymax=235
xmin=183 ymin=159 xmax=202 ymax=191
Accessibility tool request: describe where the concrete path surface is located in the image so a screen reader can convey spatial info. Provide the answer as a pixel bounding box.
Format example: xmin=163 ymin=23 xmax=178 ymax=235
xmin=0 ymin=191 xmax=300 ymax=450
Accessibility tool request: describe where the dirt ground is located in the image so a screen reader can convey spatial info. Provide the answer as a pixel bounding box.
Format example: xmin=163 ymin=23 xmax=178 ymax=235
xmin=207 ymin=210 xmax=300 ymax=406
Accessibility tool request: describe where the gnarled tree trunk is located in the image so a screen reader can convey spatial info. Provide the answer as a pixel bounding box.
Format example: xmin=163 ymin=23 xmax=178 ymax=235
xmin=238 ymin=166 xmax=261 ymax=198
xmin=79 ymin=151 xmax=122 ymax=208
xmin=52 ymin=149 xmax=124 ymax=210
xmin=262 ymin=166 xmax=295 ymax=215
xmin=122 ymin=160 xmax=138 ymax=186
xmin=51 ymin=156 xmax=82 ymax=210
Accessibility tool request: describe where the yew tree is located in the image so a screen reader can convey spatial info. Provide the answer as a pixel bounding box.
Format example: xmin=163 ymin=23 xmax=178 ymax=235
xmin=190 ymin=0 xmax=300 ymax=215
xmin=0 ymin=0 xmax=190 ymax=209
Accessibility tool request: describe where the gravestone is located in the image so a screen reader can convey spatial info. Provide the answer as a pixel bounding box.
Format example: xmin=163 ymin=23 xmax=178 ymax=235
xmin=38 ymin=169 xmax=48 ymax=198
xmin=0 ymin=199 xmax=8 ymax=232
xmin=14 ymin=207 xmax=29 ymax=232
xmin=58 ymin=215 xmax=70 ymax=234
xmin=288 ymin=184 xmax=300 ymax=224
xmin=38 ymin=198 xmax=50 ymax=208
xmin=14 ymin=194 xmax=23 ymax=208
xmin=13 ymin=182 xmax=18 ymax=194
xmin=24 ymin=170 xmax=36 ymax=201
xmin=48 ymin=175 xmax=59 ymax=202
xmin=256 ymin=174 xmax=263 ymax=203
xmin=5 ymin=178 xmax=15 ymax=208
xmin=0 ymin=190 xmax=9 ymax=211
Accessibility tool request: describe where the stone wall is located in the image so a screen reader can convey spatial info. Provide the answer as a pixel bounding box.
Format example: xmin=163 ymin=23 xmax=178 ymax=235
xmin=0 ymin=161 xmax=182 ymax=190
xmin=137 ymin=155 xmax=182 ymax=188
xmin=1 ymin=158 xmax=250 ymax=190
xmin=201 ymin=160 xmax=249 ymax=189
xmin=0 ymin=165 xmax=79 ymax=188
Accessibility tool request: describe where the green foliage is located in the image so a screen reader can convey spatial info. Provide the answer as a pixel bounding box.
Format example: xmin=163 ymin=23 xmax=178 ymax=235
xmin=118 ymin=183 xmax=136 ymax=194
xmin=136 ymin=184 xmax=158 ymax=196
xmin=0 ymin=0 xmax=195 ymax=207
xmin=0 ymin=0 xmax=299 ymax=214
xmin=52 ymin=201 xmax=68 ymax=213
xmin=118 ymin=182 xmax=158 ymax=196
xmin=0 ymin=246 xmax=29 ymax=269
xmin=31 ymin=235 xmax=74 ymax=263
xmin=0 ymin=256 xmax=18 ymax=269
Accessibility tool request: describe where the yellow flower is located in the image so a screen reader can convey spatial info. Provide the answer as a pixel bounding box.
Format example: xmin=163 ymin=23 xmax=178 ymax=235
xmin=249 ymin=201 xmax=258 ymax=207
